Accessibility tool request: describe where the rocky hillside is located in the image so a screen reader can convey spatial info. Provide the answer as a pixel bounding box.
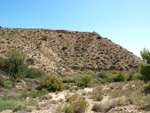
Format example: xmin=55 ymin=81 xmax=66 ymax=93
xmin=0 ymin=27 xmax=141 ymax=75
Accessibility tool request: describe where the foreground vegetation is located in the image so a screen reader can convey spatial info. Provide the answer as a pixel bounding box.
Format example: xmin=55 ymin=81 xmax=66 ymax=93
xmin=0 ymin=48 xmax=150 ymax=112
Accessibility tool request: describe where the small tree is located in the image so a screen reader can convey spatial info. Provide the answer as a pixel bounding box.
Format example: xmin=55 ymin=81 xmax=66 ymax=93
xmin=0 ymin=50 xmax=41 ymax=79
xmin=1 ymin=50 xmax=25 ymax=76
xmin=140 ymin=48 xmax=150 ymax=64
xmin=140 ymin=48 xmax=150 ymax=82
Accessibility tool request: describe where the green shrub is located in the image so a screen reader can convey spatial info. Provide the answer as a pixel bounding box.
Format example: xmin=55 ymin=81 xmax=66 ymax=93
xmin=62 ymin=77 xmax=76 ymax=83
xmin=3 ymin=80 xmax=13 ymax=88
xmin=59 ymin=94 xmax=88 ymax=113
xmin=97 ymin=72 xmax=107 ymax=79
xmin=101 ymin=77 xmax=114 ymax=84
xmin=64 ymin=93 xmax=88 ymax=113
xmin=109 ymin=65 xmax=116 ymax=70
xmin=62 ymin=46 xmax=67 ymax=51
xmin=140 ymin=48 xmax=150 ymax=82
xmin=93 ymin=85 xmax=103 ymax=101
xmin=111 ymin=70 xmax=118 ymax=74
xmin=41 ymin=74 xmax=64 ymax=92
xmin=127 ymin=74 xmax=133 ymax=81
xmin=95 ymin=95 xmax=103 ymax=101
xmin=64 ymin=105 xmax=74 ymax=113
xmin=140 ymin=48 xmax=150 ymax=64
xmin=72 ymin=100 xmax=88 ymax=113
xmin=140 ymin=63 xmax=150 ymax=82
xmin=63 ymin=100 xmax=88 ymax=113
xmin=0 ymin=50 xmax=41 ymax=79
xmin=26 ymin=68 xmax=41 ymax=79
xmin=78 ymin=74 xmax=93 ymax=87
xmin=42 ymin=35 xmax=48 ymax=41
xmin=127 ymin=71 xmax=135 ymax=81
xmin=113 ymin=72 xmax=126 ymax=82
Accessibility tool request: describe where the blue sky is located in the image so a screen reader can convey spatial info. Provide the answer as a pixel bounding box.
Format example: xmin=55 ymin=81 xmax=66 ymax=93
xmin=1 ymin=0 xmax=150 ymax=57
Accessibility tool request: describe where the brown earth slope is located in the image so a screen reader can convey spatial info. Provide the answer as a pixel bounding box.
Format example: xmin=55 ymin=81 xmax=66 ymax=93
xmin=0 ymin=27 xmax=141 ymax=75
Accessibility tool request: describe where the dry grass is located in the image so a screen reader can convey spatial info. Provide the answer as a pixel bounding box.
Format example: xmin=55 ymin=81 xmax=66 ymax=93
xmin=103 ymin=80 xmax=150 ymax=111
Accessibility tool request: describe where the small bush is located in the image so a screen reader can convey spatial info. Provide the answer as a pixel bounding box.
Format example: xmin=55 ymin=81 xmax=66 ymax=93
xmin=26 ymin=68 xmax=41 ymax=79
xmin=64 ymin=100 xmax=88 ymax=113
xmin=127 ymin=71 xmax=135 ymax=81
xmin=140 ymin=63 xmax=150 ymax=82
xmin=95 ymin=95 xmax=103 ymax=101
xmin=42 ymin=35 xmax=48 ymax=41
xmin=104 ymin=97 xmax=126 ymax=112
xmin=78 ymin=74 xmax=93 ymax=87
xmin=111 ymin=70 xmax=118 ymax=74
xmin=64 ymin=94 xmax=88 ymax=113
xmin=92 ymin=104 xmax=103 ymax=112
xmin=93 ymin=85 xmax=103 ymax=101
xmin=72 ymin=100 xmax=88 ymax=113
xmin=3 ymin=80 xmax=13 ymax=88
xmin=64 ymin=105 xmax=74 ymax=113
xmin=97 ymin=72 xmax=107 ymax=79
xmin=113 ymin=72 xmax=126 ymax=82
xmin=62 ymin=46 xmax=67 ymax=51
xmin=101 ymin=77 xmax=114 ymax=84
xmin=62 ymin=77 xmax=76 ymax=83
xmin=109 ymin=65 xmax=116 ymax=70
xmin=41 ymin=74 xmax=64 ymax=92
xmin=97 ymin=36 xmax=101 ymax=39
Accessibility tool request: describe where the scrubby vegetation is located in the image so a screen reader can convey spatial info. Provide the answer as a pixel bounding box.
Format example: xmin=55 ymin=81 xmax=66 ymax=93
xmin=1 ymin=27 xmax=150 ymax=113
xmin=92 ymin=85 xmax=103 ymax=101
xmin=77 ymin=74 xmax=93 ymax=87
xmin=113 ymin=71 xmax=126 ymax=82
xmin=59 ymin=93 xmax=88 ymax=113
xmin=0 ymin=50 xmax=41 ymax=79
xmin=41 ymin=74 xmax=64 ymax=92
xmin=140 ymin=48 xmax=150 ymax=82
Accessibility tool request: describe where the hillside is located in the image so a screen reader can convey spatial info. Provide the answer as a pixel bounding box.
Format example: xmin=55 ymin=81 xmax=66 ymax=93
xmin=0 ymin=27 xmax=141 ymax=75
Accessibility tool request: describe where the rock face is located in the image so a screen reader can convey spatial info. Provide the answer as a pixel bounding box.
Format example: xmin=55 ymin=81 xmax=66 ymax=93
xmin=0 ymin=27 xmax=141 ymax=75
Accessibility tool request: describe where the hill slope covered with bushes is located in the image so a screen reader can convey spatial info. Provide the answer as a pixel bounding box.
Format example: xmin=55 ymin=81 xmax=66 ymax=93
xmin=0 ymin=27 xmax=141 ymax=75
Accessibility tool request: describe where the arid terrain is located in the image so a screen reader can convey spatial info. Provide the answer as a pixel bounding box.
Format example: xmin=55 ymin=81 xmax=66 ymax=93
xmin=1 ymin=27 xmax=150 ymax=113
xmin=0 ymin=27 xmax=141 ymax=75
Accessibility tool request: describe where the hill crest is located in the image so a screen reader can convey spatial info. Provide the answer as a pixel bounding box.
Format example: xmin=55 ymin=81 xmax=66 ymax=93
xmin=0 ymin=27 xmax=141 ymax=75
